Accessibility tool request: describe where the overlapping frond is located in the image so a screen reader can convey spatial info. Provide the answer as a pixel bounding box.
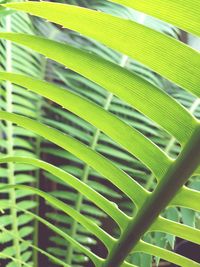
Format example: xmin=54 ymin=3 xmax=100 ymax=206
xmin=0 ymin=1 xmax=200 ymax=267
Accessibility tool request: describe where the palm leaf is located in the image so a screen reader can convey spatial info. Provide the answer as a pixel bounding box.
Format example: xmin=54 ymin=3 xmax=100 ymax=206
xmin=0 ymin=1 xmax=200 ymax=267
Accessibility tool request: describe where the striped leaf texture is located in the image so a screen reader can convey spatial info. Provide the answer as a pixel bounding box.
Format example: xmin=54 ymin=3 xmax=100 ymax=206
xmin=0 ymin=1 xmax=200 ymax=267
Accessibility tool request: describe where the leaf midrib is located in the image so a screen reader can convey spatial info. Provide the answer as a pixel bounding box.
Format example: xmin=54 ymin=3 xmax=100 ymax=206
xmin=104 ymin=124 xmax=200 ymax=266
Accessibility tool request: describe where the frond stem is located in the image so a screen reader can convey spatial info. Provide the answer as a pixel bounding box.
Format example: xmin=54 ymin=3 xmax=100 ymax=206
xmin=5 ymin=14 xmax=21 ymax=267
xmin=145 ymin=97 xmax=200 ymax=190
xmin=103 ymin=124 xmax=200 ymax=266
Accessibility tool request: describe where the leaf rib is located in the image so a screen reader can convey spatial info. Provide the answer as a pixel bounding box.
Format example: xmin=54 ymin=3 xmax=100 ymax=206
xmin=0 ymin=110 xmax=147 ymax=206
xmin=151 ymin=217 xmax=200 ymax=245
xmin=171 ymin=186 xmax=200 ymax=212
xmin=0 ymin=226 xmax=70 ymax=267
xmin=0 ymin=33 xmax=196 ymax=146
xmin=108 ymin=0 xmax=200 ymax=38
xmin=3 ymin=2 xmax=200 ymax=98
xmin=134 ymin=240 xmax=200 ymax=267
xmin=0 ymin=71 xmax=172 ymax=179
xmin=0 ymin=184 xmax=114 ymax=250
xmin=103 ymin=125 xmax=200 ymax=266
xmin=0 ymin=156 xmax=130 ymax=230
xmin=0 ymin=205 xmax=102 ymax=266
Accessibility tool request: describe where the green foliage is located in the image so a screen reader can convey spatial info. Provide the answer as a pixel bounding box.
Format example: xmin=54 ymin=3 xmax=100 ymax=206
xmin=0 ymin=10 xmax=42 ymax=267
xmin=0 ymin=1 xmax=200 ymax=267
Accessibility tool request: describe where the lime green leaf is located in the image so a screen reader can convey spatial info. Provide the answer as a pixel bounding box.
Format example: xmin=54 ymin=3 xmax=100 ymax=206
xmin=3 ymin=2 xmax=200 ymax=98
xmin=109 ymin=0 xmax=200 ymax=38
xmin=0 ymin=33 xmax=197 ymax=147
xmin=0 ymin=110 xmax=147 ymax=206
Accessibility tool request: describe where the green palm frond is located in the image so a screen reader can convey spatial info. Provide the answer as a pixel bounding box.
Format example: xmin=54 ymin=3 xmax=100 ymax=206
xmin=0 ymin=1 xmax=200 ymax=267
xmin=32 ymin=6 xmax=180 ymax=263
